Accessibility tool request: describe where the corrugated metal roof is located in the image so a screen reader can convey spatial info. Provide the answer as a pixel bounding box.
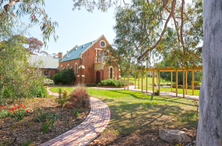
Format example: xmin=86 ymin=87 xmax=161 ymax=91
xmin=28 ymin=55 xmax=59 ymax=69
xmin=60 ymin=40 xmax=95 ymax=63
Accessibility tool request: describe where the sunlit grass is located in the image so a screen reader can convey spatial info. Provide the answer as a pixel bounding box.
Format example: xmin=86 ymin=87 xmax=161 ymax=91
xmin=50 ymin=87 xmax=199 ymax=136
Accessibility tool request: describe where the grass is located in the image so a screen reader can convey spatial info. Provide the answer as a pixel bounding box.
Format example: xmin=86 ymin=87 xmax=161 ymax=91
xmin=49 ymin=87 xmax=74 ymax=93
xmin=127 ymin=77 xmax=172 ymax=85
xmin=50 ymin=87 xmax=199 ymax=138
xmin=127 ymin=77 xmax=200 ymax=96
xmin=140 ymin=86 xmax=200 ymax=96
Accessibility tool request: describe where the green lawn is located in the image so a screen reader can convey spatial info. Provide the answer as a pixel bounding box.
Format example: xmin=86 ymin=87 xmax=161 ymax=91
xmin=49 ymin=87 xmax=74 ymax=93
xmin=126 ymin=77 xmax=200 ymax=96
xmin=140 ymin=86 xmax=200 ymax=96
xmin=50 ymin=87 xmax=198 ymax=139
xmin=127 ymin=77 xmax=172 ymax=85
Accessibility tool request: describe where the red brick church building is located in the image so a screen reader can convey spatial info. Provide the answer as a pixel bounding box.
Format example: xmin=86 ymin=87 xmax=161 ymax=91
xmin=58 ymin=35 xmax=120 ymax=84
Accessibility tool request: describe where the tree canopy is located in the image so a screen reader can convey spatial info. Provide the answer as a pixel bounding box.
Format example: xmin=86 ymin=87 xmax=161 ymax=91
xmin=74 ymin=0 xmax=203 ymax=69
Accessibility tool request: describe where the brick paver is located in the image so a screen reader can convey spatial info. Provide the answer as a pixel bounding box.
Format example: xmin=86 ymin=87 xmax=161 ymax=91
xmin=41 ymin=88 xmax=110 ymax=146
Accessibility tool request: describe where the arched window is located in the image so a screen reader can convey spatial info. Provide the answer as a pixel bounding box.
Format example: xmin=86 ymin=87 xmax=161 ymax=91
xmin=109 ymin=66 xmax=114 ymax=79
xmin=75 ymin=63 xmax=78 ymax=74
xmin=60 ymin=65 xmax=63 ymax=71
xmin=67 ymin=64 xmax=70 ymax=69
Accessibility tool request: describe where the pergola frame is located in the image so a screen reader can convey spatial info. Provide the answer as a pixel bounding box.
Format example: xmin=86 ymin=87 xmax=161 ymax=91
xmin=123 ymin=66 xmax=202 ymax=97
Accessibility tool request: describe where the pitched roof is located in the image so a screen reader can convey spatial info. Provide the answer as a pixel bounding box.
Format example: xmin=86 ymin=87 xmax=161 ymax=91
xmin=28 ymin=55 xmax=59 ymax=69
xmin=60 ymin=40 xmax=96 ymax=63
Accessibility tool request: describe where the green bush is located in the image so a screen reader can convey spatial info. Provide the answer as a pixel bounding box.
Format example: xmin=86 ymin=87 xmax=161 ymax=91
xmin=192 ymin=81 xmax=200 ymax=86
xmin=30 ymin=85 xmax=49 ymax=98
xmin=98 ymin=79 xmax=125 ymax=87
xmin=53 ymin=69 xmax=76 ymax=85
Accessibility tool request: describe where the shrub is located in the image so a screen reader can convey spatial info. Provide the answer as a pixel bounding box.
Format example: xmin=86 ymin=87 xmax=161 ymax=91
xmin=44 ymin=78 xmax=54 ymax=85
xmin=30 ymin=85 xmax=49 ymax=98
xmin=98 ymin=79 xmax=125 ymax=87
xmin=69 ymin=86 xmax=90 ymax=108
xmin=192 ymin=81 xmax=200 ymax=86
xmin=53 ymin=69 xmax=76 ymax=85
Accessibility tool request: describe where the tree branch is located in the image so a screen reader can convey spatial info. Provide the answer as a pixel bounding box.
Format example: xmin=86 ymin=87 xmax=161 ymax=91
xmin=4 ymin=0 xmax=22 ymax=12
xmin=138 ymin=0 xmax=176 ymax=60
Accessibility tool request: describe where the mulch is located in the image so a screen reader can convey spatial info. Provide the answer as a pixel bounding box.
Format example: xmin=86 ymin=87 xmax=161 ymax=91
xmin=0 ymin=96 xmax=90 ymax=146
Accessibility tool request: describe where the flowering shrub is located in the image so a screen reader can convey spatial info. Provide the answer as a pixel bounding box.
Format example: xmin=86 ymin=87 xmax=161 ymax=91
xmin=0 ymin=104 xmax=28 ymax=120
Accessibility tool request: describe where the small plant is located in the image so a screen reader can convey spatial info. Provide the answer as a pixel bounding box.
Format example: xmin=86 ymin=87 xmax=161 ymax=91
xmin=73 ymin=109 xmax=80 ymax=118
xmin=0 ymin=104 xmax=28 ymax=120
xmin=41 ymin=119 xmax=55 ymax=134
xmin=35 ymin=108 xmax=50 ymax=122
xmin=56 ymin=89 xmax=68 ymax=107
xmin=21 ymin=141 xmax=32 ymax=146
xmin=35 ymin=108 xmax=59 ymax=122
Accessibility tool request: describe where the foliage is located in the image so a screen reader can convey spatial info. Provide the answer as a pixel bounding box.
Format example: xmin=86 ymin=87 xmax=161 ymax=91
xmin=55 ymin=89 xmax=68 ymax=107
xmin=0 ymin=0 xmax=58 ymax=45
xmin=44 ymin=78 xmax=54 ymax=85
xmin=69 ymin=86 xmax=90 ymax=108
xmin=98 ymin=79 xmax=125 ymax=87
xmin=35 ymin=107 xmax=59 ymax=122
xmin=193 ymin=81 xmax=200 ymax=86
xmin=40 ymin=119 xmax=55 ymax=134
xmin=30 ymin=85 xmax=49 ymax=98
xmin=0 ymin=104 xmax=27 ymax=120
xmin=0 ymin=36 xmax=47 ymax=104
xmin=73 ymin=0 xmax=203 ymax=71
xmin=73 ymin=109 xmax=80 ymax=118
xmin=53 ymin=69 xmax=76 ymax=85
xmin=158 ymin=60 xmax=202 ymax=85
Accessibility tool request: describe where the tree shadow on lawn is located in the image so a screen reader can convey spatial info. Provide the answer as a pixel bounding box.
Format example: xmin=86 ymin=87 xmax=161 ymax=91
xmin=109 ymin=90 xmax=196 ymax=107
xmin=101 ymin=101 xmax=198 ymax=146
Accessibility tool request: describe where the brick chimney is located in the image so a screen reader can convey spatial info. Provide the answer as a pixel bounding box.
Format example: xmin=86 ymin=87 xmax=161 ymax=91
xmin=58 ymin=52 xmax=62 ymax=59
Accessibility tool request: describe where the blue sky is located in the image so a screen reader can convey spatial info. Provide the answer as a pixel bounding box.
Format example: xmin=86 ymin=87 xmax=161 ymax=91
xmin=28 ymin=0 xmax=117 ymax=56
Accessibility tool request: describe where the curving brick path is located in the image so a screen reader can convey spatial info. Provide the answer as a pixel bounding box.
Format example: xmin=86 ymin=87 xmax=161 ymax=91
xmin=41 ymin=89 xmax=111 ymax=146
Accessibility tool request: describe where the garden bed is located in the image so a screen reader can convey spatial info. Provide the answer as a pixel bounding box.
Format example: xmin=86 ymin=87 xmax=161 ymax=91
xmin=0 ymin=96 xmax=90 ymax=146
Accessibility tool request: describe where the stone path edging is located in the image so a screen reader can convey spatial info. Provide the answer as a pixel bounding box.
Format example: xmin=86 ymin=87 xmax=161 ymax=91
xmin=41 ymin=88 xmax=111 ymax=146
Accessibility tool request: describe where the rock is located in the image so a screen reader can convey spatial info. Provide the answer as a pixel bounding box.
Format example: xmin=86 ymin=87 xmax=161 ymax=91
xmin=159 ymin=129 xmax=192 ymax=143
xmin=83 ymin=99 xmax=90 ymax=108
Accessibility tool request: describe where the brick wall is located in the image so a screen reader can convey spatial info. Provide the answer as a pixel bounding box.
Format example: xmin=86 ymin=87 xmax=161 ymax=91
xmin=58 ymin=36 xmax=120 ymax=84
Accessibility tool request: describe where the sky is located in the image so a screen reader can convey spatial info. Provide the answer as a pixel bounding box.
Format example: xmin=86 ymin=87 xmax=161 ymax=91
xmin=26 ymin=0 xmax=193 ymax=57
xmin=28 ymin=0 xmax=117 ymax=56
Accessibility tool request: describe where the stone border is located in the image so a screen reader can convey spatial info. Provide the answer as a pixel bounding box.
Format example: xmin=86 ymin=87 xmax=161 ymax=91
xmin=41 ymin=88 xmax=111 ymax=146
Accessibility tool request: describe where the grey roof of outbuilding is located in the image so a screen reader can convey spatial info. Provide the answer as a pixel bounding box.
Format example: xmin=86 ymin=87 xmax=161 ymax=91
xmin=28 ymin=55 xmax=59 ymax=69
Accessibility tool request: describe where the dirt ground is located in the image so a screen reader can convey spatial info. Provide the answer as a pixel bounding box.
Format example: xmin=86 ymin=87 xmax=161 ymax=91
xmin=0 ymin=96 xmax=90 ymax=146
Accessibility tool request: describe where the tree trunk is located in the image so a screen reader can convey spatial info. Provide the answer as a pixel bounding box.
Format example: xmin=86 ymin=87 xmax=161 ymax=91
xmin=197 ymin=0 xmax=222 ymax=145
